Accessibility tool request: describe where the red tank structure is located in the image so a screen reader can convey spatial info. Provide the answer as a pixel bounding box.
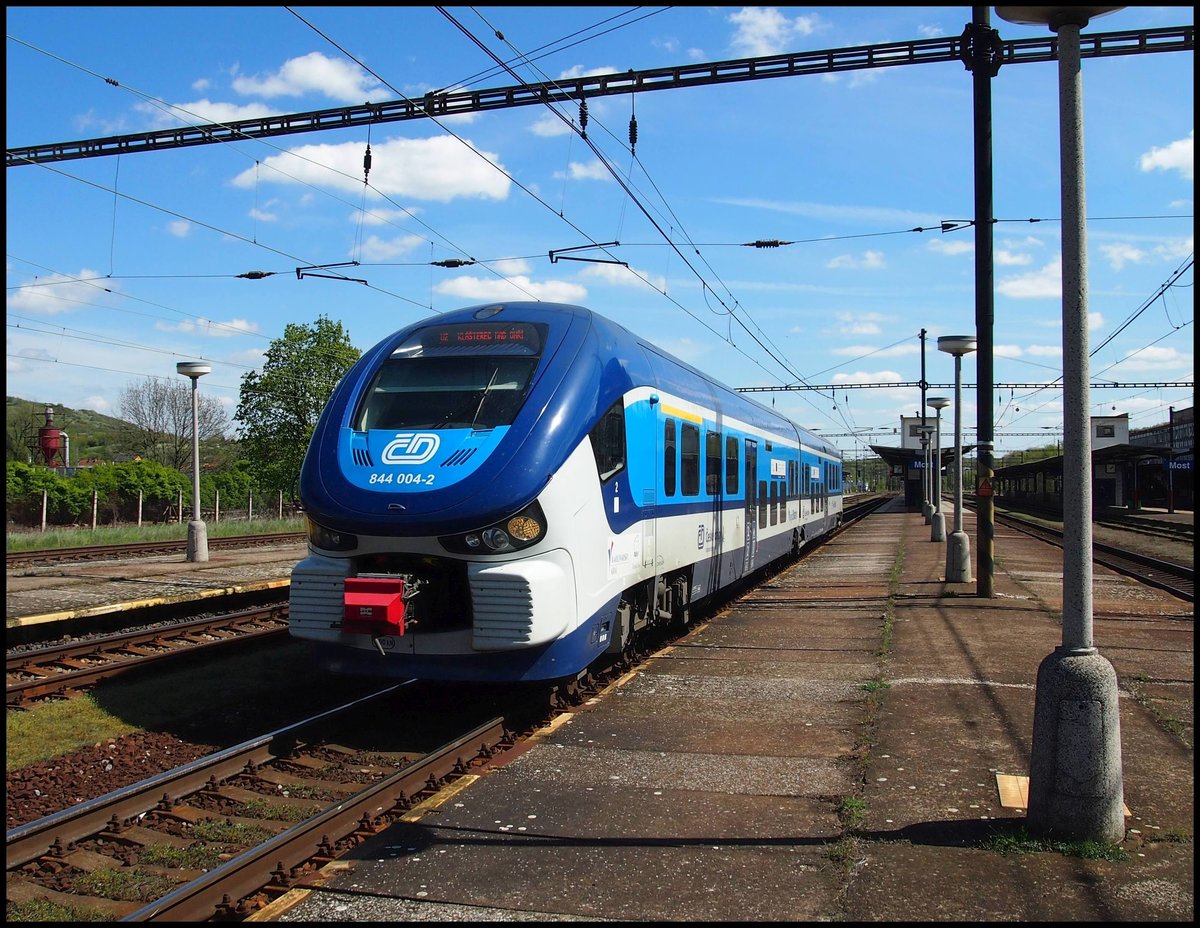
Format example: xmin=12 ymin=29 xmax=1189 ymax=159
xmin=38 ymin=406 xmax=65 ymax=467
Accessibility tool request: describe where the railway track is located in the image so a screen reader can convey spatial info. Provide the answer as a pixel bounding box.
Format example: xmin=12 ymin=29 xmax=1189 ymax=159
xmin=987 ymin=507 xmax=1193 ymax=602
xmin=6 ymin=683 xmax=519 ymax=921
xmin=6 ymin=604 xmax=289 ymax=708
xmin=6 ymin=532 xmax=306 ymax=570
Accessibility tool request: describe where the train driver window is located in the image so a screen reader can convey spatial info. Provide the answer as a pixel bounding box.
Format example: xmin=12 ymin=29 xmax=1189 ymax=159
xmin=354 ymin=322 xmax=544 ymax=431
xmin=681 ymin=423 xmax=700 ymax=496
xmin=589 ymin=400 xmax=626 ymax=483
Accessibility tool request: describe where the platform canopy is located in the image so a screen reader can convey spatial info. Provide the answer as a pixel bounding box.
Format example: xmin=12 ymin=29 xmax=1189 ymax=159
xmin=993 ymin=442 xmax=1172 ymax=478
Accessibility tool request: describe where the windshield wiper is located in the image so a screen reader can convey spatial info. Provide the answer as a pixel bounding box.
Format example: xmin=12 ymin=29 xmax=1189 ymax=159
xmin=470 ymin=368 xmax=501 ymax=431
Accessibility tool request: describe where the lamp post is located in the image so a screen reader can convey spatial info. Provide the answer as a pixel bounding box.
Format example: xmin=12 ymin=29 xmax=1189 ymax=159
xmin=937 ymin=337 xmax=975 ymax=581
xmin=928 ymin=397 xmax=951 ymax=543
xmin=996 ymin=5 xmax=1124 ymax=845
xmin=176 ymin=361 xmax=211 ymax=562
xmin=1166 ymin=405 xmax=1176 ymax=513
xmin=918 ymin=424 xmax=932 ymax=522
xmin=921 ymin=412 xmax=931 ymax=521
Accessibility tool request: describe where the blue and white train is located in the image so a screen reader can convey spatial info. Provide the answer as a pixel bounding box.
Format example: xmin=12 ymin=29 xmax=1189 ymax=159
xmin=289 ymin=302 xmax=842 ymax=684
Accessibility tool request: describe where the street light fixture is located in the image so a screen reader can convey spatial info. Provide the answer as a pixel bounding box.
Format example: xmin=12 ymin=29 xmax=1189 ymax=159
xmin=996 ymin=4 xmax=1124 ymax=845
xmin=937 ymin=336 xmax=976 ymax=582
xmin=927 ymin=397 xmax=951 ymax=542
xmin=176 ymin=361 xmax=211 ymax=563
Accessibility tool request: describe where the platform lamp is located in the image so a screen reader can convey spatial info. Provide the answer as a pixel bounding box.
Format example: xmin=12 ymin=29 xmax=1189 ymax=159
xmin=937 ymin=336 xmax=975 ymax=581
xmin=176 ymin=361 xmax=212 ymax=563
xmin=997 ymin=5 xmax=1124 ymax=845
xmin=927 ymin=397 xmax=951 ymax=543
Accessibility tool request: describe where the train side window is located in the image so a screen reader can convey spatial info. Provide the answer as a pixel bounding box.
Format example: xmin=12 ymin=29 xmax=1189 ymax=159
xmin=589 ymin=399 xmax=626 ymax=483
xmin=725 ymin=435 xmax=739 ymax=495
xmin=664 ymin=418 xmax=677 ymax=497
xmin=758 ymin=480 xmax=768 ymax=528
xmin=706 ymin=430 xmax=721 ymax=495
xmin=770 ymin=481 xmax=779 ymax=525
xmin=681 ymin=423 xmax=700 ymax=496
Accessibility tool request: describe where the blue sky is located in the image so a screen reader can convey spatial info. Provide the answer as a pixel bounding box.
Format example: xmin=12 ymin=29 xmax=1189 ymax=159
xmin=6 ymin=6 xmax=1193 ymax=460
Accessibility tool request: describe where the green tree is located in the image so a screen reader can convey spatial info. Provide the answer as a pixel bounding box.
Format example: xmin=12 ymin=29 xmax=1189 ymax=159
xmin=234 ymin=316 xmax=361 ymax=498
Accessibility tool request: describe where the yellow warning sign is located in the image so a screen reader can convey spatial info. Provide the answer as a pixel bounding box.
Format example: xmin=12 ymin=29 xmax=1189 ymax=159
xmin=977 ymin=478 xmax=993 ymax=497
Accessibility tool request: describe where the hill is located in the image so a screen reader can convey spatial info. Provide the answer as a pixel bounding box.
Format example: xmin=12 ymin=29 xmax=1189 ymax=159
xmin=6 ymin=396 xmax=134 ymax=465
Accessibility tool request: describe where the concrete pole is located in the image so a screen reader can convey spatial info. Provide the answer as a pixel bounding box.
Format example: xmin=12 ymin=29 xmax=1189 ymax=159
xmin=931 ymin=409 xmax=945 ymax=542
xmin=998 ymin=8 xmax=1125 ymax=844
xmin=178 ymin=362 xmax=211 ymax=562
xmin=945 ymin=353 xmax=971 ymax=581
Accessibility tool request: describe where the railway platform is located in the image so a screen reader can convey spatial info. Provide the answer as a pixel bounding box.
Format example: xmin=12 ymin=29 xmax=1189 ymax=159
xmin=237 ymin=497 xmax=1190 ymax=923
xmin=5 ymin=540 xmax=306 ymax=635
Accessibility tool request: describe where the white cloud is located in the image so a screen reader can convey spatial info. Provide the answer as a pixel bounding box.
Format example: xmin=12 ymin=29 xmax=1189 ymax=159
xmin=829 ymin=311 xmax=888 ymax=335
xmin=832 ymin=343 xmax=918 ymax=358
xmin=167 ymin=220 xmax=191 ymax=238
xmin=995 ymin=249 xmax=1032 ymax=266
xmin=153 ymin=318 xmax=260 ymax=338
xmin=248 ymin=207 xmax=277 ymax=223
xmin=231 ymin=136 xmax=511 ymax=201
xmin=433 ymin=274 xmax=587 ymax=304
xmin=716 ymin=197 xmax=938 ymax=228
xmin=231 ymin=52 xmax=383 ymax=103
xmin=7 ymin=270 xmax=113 ymax=315
xmin=357 ymin=234 xmax=426 ymax=261
xmin=136 ymin=98 xmax=279 ymax=128
xmin=1139 ymin=131 xmax=1193 ymax=182
xmin=1112 ymin=344 xmax=1193 ymax=373
xmin=357 ymin=207 xmax=422 ymax=226
xmin=1100 ymin=242 xmax=1148 ymax=270
xmin=928 ymin=239 xmax=973 ymax=256
xmin=531 ymin=113 xmax=573 ymax=137
xmin=994 ymin=345 xmax=1024 ymax=358
xmin=555 ymin=160 xmax=612 ymax=182
xmin=826 ymin=250 xmax=885 ymax=270
xmin=832 ymin=370 xmax=905 ymax=384
xmin=998 ymin=259 xmax=1060 ymax=298
xmin=1026 ymin=344 xmax=1062 ymax=357
xmin=578 ymin=262 xmax=667 ymax=292
xmin=728 ymin=7 xmax=821 ymax=57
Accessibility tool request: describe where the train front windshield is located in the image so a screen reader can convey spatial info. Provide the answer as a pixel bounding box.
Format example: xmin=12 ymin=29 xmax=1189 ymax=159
xmin=355 ymin=322 xmax=547 ymax=431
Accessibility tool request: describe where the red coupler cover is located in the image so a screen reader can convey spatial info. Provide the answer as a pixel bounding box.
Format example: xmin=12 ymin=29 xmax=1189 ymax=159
xmin=343 ymin=577 xmax=406 ymax=635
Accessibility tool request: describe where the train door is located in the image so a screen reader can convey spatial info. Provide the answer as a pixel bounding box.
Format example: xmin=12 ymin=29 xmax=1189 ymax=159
xmin=743 ymin=439 xmax=758 ymax=574
xmin=643 ymin=408 xmax=661 ymax=573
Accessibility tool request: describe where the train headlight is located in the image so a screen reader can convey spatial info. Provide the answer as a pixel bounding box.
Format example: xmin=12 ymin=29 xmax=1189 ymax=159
xmin=482 ymin=527 xmax=510 ymax=550
xmin=305 ymin=516 xmax=358 ymax=551
xmin=507 ymin=515 xmax=542 ymax=542
xmin=440 ymin=500 xmax=546 ymax=554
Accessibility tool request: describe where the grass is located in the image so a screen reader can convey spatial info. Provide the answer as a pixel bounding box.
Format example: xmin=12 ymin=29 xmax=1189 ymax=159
xmin=74 ymin=868 xmax=177 ymax=903
xmin=6 ymin=516 xmax=304 ymax=552
xmin=5 ymin=640 xmax=375 ymax=772
xmin=6 ymin=697 xmax=140 ymax=771
xmin=984 ymin=824 xmax=1130 ymax=861
xmin=6 ymin=899 xmax=115 ymax=922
